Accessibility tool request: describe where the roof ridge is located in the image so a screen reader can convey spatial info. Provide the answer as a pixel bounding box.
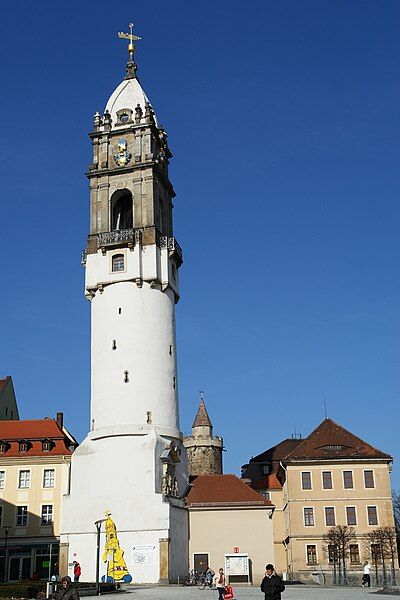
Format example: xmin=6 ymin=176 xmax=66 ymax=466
xmin=284 ymin=418 xmax=392 ymax=460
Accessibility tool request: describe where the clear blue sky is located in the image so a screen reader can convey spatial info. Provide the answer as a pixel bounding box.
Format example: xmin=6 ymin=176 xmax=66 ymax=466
xmin=0 ymin=1 xmax=399 ymax=485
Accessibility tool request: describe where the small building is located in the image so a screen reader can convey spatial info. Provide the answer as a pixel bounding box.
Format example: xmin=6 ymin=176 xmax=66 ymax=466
xmin=186 ymin=474 xmax=275 ymax=585
xmin=184 ymin=398 xmax=223 ymax=478
xmin=0 ymin=377 xmax=19 ymax=421
xmin=0 ymin=413 xmax=77 ymax=581
xmin=242 ymin=418 xmax=395 ymax=583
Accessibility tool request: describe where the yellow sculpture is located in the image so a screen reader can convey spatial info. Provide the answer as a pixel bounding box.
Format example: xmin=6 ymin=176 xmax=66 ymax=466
xmin=101 ymin=511 xmax=132 ymax=583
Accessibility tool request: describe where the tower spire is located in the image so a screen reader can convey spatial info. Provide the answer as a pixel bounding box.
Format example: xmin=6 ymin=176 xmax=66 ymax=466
xmin=118 ymin=22 xmax=142 ymax=80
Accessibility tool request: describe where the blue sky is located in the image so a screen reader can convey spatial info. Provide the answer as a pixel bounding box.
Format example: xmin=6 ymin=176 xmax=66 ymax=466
xmin=0 ymin=1 xmax=399 ymax=485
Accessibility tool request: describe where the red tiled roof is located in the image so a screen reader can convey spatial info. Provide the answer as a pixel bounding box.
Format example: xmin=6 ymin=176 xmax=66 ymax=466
xmin=251 ymin=473 xmax=282 ymax=490
xmin=186 ymin=474 xmax=273 ymax=507
xmin=284 ymin=418 xmax=392 ymax=462
xmin=192 ymin=400 xmax=213 ymax=428
xmin=250 ymin=438 xmax=303 ymax=464
xmin=0 ymin=419 xmax=74 ymax=457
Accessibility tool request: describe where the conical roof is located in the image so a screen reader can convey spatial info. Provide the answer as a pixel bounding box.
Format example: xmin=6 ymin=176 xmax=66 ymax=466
xmin=192 ymin=400 xmax=213 ymax=428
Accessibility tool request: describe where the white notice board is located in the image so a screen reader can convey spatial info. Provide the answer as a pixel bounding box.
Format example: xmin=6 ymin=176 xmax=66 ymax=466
xmin=132 ymin=544 xmax=156 ymax=566
xmin=224 ymin=553 xmax=250 ymax=584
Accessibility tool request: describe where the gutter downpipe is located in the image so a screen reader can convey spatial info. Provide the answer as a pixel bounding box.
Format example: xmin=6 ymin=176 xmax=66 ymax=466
xmin=280 ymin=461 xmax=293 ymax=580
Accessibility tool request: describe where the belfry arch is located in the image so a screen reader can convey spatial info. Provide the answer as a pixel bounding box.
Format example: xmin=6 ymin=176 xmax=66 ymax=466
xmin=110 ymin=189 xmax=133 ymax=230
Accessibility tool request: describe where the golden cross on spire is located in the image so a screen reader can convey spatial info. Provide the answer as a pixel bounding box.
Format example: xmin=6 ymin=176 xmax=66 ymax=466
xmin=118 ymin=22 xmax=142 ymax=61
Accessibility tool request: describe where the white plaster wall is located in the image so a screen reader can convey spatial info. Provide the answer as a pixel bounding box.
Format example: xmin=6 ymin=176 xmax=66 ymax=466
xmin=61 ymin=430 xmax=187 ymax=582
xmin=90 ymin=279 xmax=179 ymax=432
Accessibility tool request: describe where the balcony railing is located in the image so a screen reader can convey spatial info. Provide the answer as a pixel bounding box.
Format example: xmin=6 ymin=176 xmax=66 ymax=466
xmin=98 ymin=228 xmax=136 ymax=247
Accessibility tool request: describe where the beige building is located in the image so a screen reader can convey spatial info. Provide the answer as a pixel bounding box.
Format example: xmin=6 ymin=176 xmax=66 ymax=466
xmin=186 ymin=474 xmax=275 ymax=585
xmin=0 ymin=413 xmax=77 ymax=581
xmin=242 ymin=418 xmax=394 ymax=583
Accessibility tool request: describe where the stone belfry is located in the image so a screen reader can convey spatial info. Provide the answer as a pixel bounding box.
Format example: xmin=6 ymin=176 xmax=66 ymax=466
xmin=61 ymin=25 xmax=189 ymax=584
xmin=184 ymin=396 xmax=223 ymax=477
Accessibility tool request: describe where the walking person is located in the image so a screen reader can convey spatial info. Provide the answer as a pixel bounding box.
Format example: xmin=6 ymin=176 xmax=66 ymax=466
xmin=73 ymin=562 xmax=81 ymax=583
xmin=260 ymin=564 xmax=285 ymax=600
xmin=362 ymin=561 xmax=371 ymax=588
xmin=214 ymin=568 xmax=226 ymax=600
xmin=53 ymin=576 xmax=80 ymax=600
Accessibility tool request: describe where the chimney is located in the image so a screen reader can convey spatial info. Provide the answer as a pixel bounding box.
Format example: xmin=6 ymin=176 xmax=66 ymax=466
xmin=56 ymin=412 xmax=64 ymax=429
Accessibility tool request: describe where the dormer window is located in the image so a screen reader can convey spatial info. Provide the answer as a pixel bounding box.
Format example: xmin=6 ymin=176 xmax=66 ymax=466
xmin=42 ymin=439 xmax=52 ymax=452
xmin=120 ymin=113 xmax=129 ymax=124
xmin=0 ymin=441 xmax=8 ymax=453
xmin=19 ymin=440 xmax=29 ymax=452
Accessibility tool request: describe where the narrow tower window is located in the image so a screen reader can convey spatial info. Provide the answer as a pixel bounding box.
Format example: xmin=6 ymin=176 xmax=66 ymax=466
xmin=112 ymin=254 xmax=125 ymax=272
xmin=173 ymin=377 xmax=176 ymax=389
xmin=112 ymin=340 xmax=117 ymax=350
xmin=124 ymin=370 xmax=129 ymax=383
xmin=169 ymin=345 xmax=173 ymax=356
xmin=146 ymin=411 xmax=152 ymax=425
xmin=118 ymin=308 xmax=122 ymax=314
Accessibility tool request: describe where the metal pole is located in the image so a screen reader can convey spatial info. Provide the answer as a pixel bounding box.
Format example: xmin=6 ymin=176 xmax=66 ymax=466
xmin=49 ymin=543 xmax=52 ymax=581
xmin=4 ymin=530 xmax=9 ymax=583
xmin=95 ymin=522 xmax=101 ymax=595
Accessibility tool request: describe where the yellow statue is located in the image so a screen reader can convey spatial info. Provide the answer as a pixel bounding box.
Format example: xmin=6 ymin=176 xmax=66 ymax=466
xmin=101 ymin=511 xmax=132 ymax=583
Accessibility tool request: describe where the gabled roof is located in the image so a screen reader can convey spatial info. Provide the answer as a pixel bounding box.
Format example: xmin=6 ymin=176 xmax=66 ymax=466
xmin=186 ymin=474 xmax=273 ymax=507
xmin=284 ymin=418 xmax=392 ymax=462
xmin=0 ymin=419 xmax=76 ymax=457
xmin=192 ymin=400 xmax=213 ymax=428
xmin=250 ymin=438 xmax=303 ymax=464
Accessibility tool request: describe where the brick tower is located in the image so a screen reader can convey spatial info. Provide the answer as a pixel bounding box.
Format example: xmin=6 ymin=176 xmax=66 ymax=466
xmin=184 ymin=398 xmax=223 ymax=477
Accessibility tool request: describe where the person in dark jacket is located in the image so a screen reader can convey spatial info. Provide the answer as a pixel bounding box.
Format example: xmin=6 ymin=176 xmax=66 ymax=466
xmin=260 ymin=564 xmax=285 ymax=600
xmin=53 ymin=576 xmax=80 ymax=600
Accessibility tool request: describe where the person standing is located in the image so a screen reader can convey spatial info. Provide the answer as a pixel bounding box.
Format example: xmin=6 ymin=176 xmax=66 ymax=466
xmin=53 ymin=576 xmax=80 ymax=600
xmin=362 ymin=561 xmax=371 ymax=588
xmin=73 ymin=562 xmax=81 ymax=583
xmin=214 ymin=568 xmax=226 ymax=600
xmin=260 ymin=564 xmax=285 ymax=600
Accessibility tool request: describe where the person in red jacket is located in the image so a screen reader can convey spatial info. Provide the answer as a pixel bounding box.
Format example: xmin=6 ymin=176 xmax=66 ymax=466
xmin=73 ymin=561 xmax=81 ymax=583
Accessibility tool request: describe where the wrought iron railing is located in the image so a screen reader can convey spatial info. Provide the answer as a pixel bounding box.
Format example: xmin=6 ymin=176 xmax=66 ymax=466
xmin=98 ymin=228 xmax=135 ymax=246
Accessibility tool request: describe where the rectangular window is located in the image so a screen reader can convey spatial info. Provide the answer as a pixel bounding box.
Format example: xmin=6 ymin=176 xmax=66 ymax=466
xmin=343 ymin=471 xmax=354 ymax=489
xmin=301 ymin=471 xmax=312 ymax=490
xmin=43 ymin=469 xmax=55 ymax=488
xmin=364 ymin=470 xmax=375 ymax=489
xmin=325 ymin=506 xmax=336 ymax=526
xmin=18 ymin=470 xmax=30 ymax=489
xmin=306 ymin=544 xmax=317 ymax=564
xmin=41 ymin=505 xmax=53 ymax=525
xmin=260 ymin=491 xmax=271 ymax=500
xmin=16 ymin=506 xmax=28 ymax=526
xmin=0 ymin=471 xmax=5 ymax=489
xmin=371 ymin=543 xmax=381 ymax=563
xmin=349 ymin=544 xmax=360 ymax=564
xmin=304 ymin=507 xmax=315 ymax=526
xmin=346 ymin=506 xmax=357 ymax=525
xmin=328 ymin=544 xmax=338 ymax=563
xmin=322 ymin=471 xmax=333 ymax=489
xmin=367 ymin=506 xmax=378 ymax=525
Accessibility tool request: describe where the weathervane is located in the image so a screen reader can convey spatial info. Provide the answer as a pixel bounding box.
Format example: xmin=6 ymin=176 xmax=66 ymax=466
xmin=118 ymin=22 xmax=142 ymax=62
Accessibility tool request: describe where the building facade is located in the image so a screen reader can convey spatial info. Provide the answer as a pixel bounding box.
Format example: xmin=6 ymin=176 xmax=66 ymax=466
xmin=184 ymin=399 xmax=223 ymax=478
xmin=60 ymin=30 xmax=189 ymax=584
xmin=187 ymin=474 xmax=275 ymax=585
xmin=0 ymin=414 xmax=77 ymax=581
xmin=242 ymin=418 xmax=395 ymax=583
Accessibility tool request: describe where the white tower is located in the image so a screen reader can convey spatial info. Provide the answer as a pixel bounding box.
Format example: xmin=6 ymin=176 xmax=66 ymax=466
xmin=61 ymin=26 xmax=189 ymax=584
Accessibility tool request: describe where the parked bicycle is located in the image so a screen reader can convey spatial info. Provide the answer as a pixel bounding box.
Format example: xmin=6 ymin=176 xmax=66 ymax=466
xmin=183 ymin=570 xmax=214 ymax=589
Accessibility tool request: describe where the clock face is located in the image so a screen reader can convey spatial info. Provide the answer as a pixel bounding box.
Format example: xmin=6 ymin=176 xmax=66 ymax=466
xmin=120 ymin=113 xmax=129 ymax=124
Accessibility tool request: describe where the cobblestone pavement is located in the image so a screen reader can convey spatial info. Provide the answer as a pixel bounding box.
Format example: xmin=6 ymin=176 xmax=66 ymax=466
xmin=106 ymin=585 xmax=399 ymax=600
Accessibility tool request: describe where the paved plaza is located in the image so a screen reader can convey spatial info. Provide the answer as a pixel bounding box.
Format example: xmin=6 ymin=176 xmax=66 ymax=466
xmin=109 ymin=585 xmax=399 ymax=600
